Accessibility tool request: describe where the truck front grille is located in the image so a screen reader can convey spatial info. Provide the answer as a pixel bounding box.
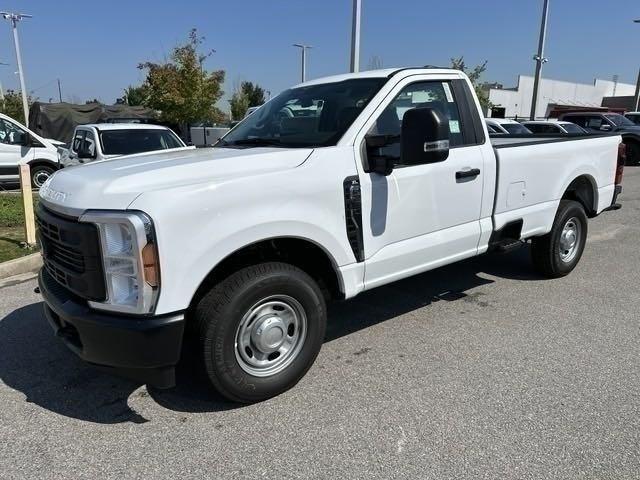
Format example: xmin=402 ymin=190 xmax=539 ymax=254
xmin=36 ymin=204 xmax=106 ymax=301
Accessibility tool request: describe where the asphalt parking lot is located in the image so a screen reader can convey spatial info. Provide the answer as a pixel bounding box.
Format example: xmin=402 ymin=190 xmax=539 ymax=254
xmin=1 ymin=167 xmax=639 ymax=479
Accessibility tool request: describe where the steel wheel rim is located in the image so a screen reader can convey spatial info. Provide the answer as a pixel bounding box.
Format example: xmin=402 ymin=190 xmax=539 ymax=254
xmin=33 ymin=170 xmax=51 ymax=188
xmin=234 ymin=295 xmax=307 ymax=377
xmin=559 ymin=216 xmax=581 ymax=263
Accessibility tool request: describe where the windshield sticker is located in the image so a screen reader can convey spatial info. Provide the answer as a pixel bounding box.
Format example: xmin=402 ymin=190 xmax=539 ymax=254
xmin=442 ymin=82 xmax=454 ymax=103
xmin=449 ymin=120 xmax=460 ymax=133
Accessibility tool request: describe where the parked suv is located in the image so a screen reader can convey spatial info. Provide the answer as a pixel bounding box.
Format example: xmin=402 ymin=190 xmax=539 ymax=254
xmin=559 ymin=112 xmax=640 ymax=165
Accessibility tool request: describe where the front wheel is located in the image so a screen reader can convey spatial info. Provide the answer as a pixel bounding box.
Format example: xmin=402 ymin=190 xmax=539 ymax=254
xmin=531 ymin=199 xmax=588 ymax=278
xmin=30 ymin=164 xmax=56 ymax=189
xmin=194 ymin=262 xmax=327 ymax=403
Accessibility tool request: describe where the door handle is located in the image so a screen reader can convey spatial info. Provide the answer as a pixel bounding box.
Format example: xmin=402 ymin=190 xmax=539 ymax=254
xmin=455 ymin=168 xmax=481 ymax=180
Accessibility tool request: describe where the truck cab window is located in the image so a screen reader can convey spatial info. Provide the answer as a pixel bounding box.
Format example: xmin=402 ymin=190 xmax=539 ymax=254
xmin=82 ymin=130 xmax=96 ymax=156
xmin=369 ymin=81 xmax=465 ymax=161
xmin=71 ymin=130 xmax=85 ymax=153
xmin=585 ymin=116 xmax=606 ymax=129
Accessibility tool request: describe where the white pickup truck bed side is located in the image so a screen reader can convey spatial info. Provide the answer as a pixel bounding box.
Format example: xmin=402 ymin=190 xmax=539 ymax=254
xmin=492 ymin=135 xmax=618 ymax=238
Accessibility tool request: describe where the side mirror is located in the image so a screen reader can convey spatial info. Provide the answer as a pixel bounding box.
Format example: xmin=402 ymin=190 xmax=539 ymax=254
xmin=600 ymin=124 xmax=612 ymax=132
xmin=401 ymin=107 xmax=450 ymax=165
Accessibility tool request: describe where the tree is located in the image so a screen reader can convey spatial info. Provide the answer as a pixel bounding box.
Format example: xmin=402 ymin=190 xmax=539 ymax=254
xmin=450 ymin=56 xmax=493 ymax=111
xmin=137 ymin=28 xmax=225 ymax=124
xmin=0 ymin=90 xmax=31 ymax=124
xmin=122 ymin=84 xmax=149 ymax=106
xmin=241 ymin=81 xmax=265 ymax=107
xmin=229 ymin=90 xmax=249 ymax=121
xmin=229 ymin=80 xmax=266 ymax=120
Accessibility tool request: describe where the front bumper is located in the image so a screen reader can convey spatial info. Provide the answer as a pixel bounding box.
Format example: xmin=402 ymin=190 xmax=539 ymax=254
xmin=38 ymin=268 xmax=185 ymax=388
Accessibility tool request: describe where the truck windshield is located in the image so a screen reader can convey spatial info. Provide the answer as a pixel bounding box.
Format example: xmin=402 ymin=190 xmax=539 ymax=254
xmin=218 ymin=78 xmax=386 ymax=148
xmin=604 ymin=114 xmax=636 ymax=127
xmin=99 ymin=129 xmax=184 ymax=155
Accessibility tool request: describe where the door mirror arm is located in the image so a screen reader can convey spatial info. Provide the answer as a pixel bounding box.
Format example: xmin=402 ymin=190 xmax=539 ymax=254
xmin=364 ymin=134 xmax=399 ymax=176
xmin=76 ymin=148 xmax=96 ymax=159
xmin=367 ymin=154 xmax=395 ymax=176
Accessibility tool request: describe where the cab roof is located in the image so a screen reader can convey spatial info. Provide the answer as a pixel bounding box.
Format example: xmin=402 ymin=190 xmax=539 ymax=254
xmin=293 ymin=67 xmax=465 ymax=88
xmin=76 ymin=123 xmax=169 ymax=131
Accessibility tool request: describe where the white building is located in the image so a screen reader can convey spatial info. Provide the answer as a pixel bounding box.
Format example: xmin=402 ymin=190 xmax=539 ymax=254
xmin=487 ymin=75 xmax=636 ymax=119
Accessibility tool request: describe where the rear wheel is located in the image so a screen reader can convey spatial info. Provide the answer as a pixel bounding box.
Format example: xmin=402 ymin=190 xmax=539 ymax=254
xmin=531 ymin=200 xmax=588 ymax=278
xmin=30 ymin=164 xmax=55 ymax=189
xmin=194 ymin=262 xmax=326 ymax=403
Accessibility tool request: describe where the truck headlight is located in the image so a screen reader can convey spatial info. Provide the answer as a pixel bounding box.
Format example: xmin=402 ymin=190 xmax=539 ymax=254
xmin=79 ymin=210 xmax=160 ymax=314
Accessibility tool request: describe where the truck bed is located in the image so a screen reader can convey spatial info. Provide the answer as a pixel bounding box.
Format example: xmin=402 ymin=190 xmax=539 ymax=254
xmin=488 ymin=133 xmax=620 ymax=241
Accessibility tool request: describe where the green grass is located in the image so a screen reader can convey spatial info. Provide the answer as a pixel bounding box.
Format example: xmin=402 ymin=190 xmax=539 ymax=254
xmin=0 ymin=226 xmax=36 ymax=263
xmin=0 ymin=193 xmax=40 ymax=263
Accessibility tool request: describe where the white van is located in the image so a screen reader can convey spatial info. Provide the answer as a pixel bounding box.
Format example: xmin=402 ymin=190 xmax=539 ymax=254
xmin=0 ymin=113 xmax=61 ymax=188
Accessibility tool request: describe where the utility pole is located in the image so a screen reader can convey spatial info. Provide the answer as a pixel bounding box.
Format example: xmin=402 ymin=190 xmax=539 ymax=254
xmin=634 ymin=20 xmax=640 ymax=111
xmin=1 ymin=12 xmax=35 ymax=246
xmin=349 ymin=0 xmax=362 ymax=73
xmin=1 ymin=12 xmax=32 ymax=127
xmin=57 ymin=78 xmax=62 ymax=103
xmin=530 ymin=0 xmax=550 ymax=120
xmin=293 ymin=44 xmax=312 ymax=82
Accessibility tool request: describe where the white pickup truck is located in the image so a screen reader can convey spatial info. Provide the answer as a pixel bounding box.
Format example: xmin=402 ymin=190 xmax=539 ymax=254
xmin=36 ymin=68 xmax=624 ymax=403
xmin=61 ymin=123 xmax=189 ymax=167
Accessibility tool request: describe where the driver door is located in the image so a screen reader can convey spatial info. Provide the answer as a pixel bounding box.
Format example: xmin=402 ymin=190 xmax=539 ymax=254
xmin=355 ymin=76 xmax=486 ymax=289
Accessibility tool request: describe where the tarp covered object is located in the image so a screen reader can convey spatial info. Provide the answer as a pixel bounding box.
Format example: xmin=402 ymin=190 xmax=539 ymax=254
xmin=28 ymin=102 xmax=158 ymax=143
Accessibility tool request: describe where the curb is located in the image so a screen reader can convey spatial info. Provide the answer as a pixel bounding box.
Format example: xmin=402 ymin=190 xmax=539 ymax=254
xmin=0 ymin=253 xmax=42 ymax=280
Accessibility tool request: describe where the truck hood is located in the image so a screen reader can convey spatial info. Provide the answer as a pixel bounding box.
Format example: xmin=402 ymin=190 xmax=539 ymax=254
xmin=39 ymin=146 xmax=312 ymax=213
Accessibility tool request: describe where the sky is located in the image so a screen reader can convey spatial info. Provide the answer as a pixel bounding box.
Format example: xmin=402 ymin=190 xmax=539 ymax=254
xmin=0 ymin=0 xmax=638 ymax=110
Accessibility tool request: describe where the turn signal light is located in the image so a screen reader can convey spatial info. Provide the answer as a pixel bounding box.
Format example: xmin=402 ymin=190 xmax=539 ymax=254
xmin=142 ymin=243 xmax=159 ymax=287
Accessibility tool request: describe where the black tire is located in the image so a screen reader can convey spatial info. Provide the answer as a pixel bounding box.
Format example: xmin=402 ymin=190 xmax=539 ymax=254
xmin=194 ymin=262 xmax=326 ymax=403
xmin=30 ymin=164 xmax=55 ymax=189
xmin=531 ymin=199 xmax=588 ymax=278
xmin=625 ymin=141 xmax=640 ymax=166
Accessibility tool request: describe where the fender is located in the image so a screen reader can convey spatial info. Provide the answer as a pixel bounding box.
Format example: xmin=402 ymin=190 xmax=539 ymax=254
xmin=153 ymin=219 xmax=356 ymax=314
xmin=558 ymin=171 xmax=598 ymax=211
xmin=28 ymin=158 xmax=60 ymax=170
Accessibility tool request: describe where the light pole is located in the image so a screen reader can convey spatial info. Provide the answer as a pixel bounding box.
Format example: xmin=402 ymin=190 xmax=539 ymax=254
xmin=633 ymin=19 xmax=640 ymax=111
xmin=1 ymin=12 xmax=31 ymax=126
xmin=350 ymin=0 xmax=362 ymax=73
xmin=530 ymin=0 xmax=550 ymax=120
xmin=293 ymin=44 xmax=312 ymax=83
